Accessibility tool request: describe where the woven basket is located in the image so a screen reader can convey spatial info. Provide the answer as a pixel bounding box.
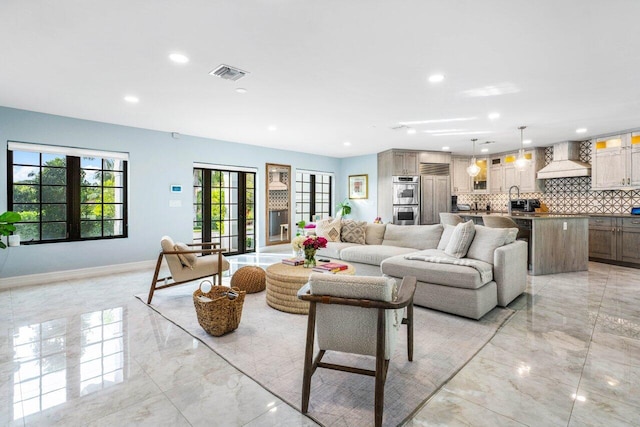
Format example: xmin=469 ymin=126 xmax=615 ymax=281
xmin=193 ymin=281 xmax=246 ymax=336
xmin=230 ymin=266 xmax=266 ymax=294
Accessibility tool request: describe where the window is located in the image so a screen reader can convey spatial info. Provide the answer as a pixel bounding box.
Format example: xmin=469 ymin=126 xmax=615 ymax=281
xmin=8 ymin=142 xmax=128 ymax=244
xmin=295 ymin=171 xmax=332 ymax=224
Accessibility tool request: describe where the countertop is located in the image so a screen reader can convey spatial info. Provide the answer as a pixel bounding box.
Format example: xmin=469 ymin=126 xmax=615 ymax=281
xmin=455 ymin=211 xmax=590 ymax=219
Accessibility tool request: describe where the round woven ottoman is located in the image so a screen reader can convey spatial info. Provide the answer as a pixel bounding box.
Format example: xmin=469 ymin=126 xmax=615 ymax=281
xmin=230 ymin=266 xmax=266 ymax=293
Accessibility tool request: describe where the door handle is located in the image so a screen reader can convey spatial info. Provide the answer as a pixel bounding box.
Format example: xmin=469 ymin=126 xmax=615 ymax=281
xmin=628 ymin=178 xmax=631 ymax=185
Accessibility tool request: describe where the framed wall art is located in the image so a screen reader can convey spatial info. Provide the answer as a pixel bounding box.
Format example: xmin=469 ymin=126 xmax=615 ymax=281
xmin=348 ymin=174 xmax=368 ymax=199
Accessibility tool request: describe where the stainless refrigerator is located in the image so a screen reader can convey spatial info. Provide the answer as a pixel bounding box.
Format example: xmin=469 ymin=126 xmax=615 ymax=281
xmin=420 ymin=175 xmax=451 ymax=225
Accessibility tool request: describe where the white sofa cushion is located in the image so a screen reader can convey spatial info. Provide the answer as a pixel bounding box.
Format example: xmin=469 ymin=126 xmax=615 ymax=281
xmin=466 ymin=225 xmax=510 ymax=264
xmin=316 ymin=217 xmax=341 ymax=242
xmin=445 ymin=220 xmax=476 ymax=258
xmin=437 ymin=224 xmax=456 ymax=250
xmin=381 ymin=249 xmax=493 ymax=289
xmin=340 ymin=245 xmax=416 ymax=266
xmin=365 ymin=223 xmax=386 ymax=245
xmin=316 ymin=242 xmax=360 ymax=260
xmin=382 ymin=223 xmax=443 ymax=250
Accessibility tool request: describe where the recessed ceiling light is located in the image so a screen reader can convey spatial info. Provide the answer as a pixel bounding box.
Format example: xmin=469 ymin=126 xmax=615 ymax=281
xmin=268 ymin=125 xmax=277 ymax=131
xmin=169 ymin=53 xmax=189 ymax=64
xmin=442 ymin=146 xmax=450 ymax=151
xmin=407 ymin=128 xmax=417 ymax=135
xmin=488 ymin=112 xmax=500 ymax=120
xmin=235 ymin=88 xmax=247 ymax=94
xmin=481 ymin=148 xmax=489 ymax=153
xmin=576 ymin=128 xmax=587 ymax=134
xmin=523 ymin=139 xmax=532 ymax=144
xmin=343 ymin=141 xmax=352 ymax=146
xmin=428 ymin=74 xmax=445 ymax=83
xmin=123 ymin=95 xmax=139 ymax=104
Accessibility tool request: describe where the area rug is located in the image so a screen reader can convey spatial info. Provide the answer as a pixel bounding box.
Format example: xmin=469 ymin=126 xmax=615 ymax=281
xmin=136 ymin=282 xmax=514 ymax=426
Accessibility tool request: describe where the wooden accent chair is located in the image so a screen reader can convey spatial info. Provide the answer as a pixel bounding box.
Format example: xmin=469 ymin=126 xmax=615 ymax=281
xmin=439 ymin=212 xmax=464 ymax=225
xmin=147 ymin=236 xmax=230 ymax=304
xmin=297 ymin=274 xmax=417 ymax=427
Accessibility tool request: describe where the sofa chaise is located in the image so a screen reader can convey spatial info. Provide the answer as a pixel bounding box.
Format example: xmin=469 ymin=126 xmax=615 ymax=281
xmin=315 ymin=219 xmax=527 ymax=319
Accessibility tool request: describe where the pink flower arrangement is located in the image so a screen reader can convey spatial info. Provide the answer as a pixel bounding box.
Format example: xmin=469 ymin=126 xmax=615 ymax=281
xmin=303 ymin=236 xmax=327 ymax=250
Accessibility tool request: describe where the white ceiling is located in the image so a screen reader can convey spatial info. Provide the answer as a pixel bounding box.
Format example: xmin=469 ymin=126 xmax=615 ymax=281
xmin=2 ymin=1 xmax=640 ymax=158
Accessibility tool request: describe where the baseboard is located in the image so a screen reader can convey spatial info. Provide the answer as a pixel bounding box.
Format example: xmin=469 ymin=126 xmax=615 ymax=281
xmin=0 ymin=260 xmax=156 ymax=290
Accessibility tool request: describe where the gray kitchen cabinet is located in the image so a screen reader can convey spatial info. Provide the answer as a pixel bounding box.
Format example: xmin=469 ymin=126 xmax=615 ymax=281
xmin=393 ymin=150 xmax=418 ymax=175
xmin=592 ymin=133 xmax=640 ymax=189
xmin=420 ymin=175 xmax=450 ymax=225
xmin=493 ymin=149 xmax=545 ymax=194
xmin=589 ymin=216 xmax=640 ymax=265
xmin=451 ymin=156 xmax=471 ymax=194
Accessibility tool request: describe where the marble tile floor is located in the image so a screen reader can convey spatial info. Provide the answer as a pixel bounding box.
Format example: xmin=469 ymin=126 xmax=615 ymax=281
xmin=1 ymin=253 xmax=639 ymax=426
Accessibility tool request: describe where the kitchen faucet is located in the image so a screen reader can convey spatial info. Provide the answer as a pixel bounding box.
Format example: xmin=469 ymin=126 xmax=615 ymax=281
xmin=508 ymin=185 xmax=520 ymax=215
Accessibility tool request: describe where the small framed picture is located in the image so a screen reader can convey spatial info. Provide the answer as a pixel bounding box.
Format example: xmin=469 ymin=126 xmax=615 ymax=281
xmin=348 ymin=174 xmax=368 ymax=199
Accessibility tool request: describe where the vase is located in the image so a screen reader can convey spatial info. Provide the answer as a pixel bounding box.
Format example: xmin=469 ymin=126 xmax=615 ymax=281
xmin=303 ymin=248 xmax=317 ymax=268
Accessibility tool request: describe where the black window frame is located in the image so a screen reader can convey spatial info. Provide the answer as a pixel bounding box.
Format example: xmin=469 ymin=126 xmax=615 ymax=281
xmin=295 ymin=171 xmax=332 ymax=224
xmin=7 ymin=147 xmax=128 ymax=244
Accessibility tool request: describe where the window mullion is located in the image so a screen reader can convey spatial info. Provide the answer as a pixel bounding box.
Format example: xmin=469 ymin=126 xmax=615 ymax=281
xmin=68 ymin=156 xmax=81 ymax=240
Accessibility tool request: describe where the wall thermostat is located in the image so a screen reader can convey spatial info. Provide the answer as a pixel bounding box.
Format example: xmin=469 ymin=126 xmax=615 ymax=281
xmin=170 ymin=184 xmax=182 ymax=193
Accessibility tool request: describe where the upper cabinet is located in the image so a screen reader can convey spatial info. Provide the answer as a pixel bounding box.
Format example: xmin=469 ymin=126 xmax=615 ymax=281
xmin=451 ymin=156 xmax=471 ymax=194
xmin=493 ymin=148 xmax=545 ymax=193
xmin=592 ymin=133 xmax=640 ymax=190
xmin=392 ymin=150 xmax=418 ymax=175
xmin=472 ymin=158 xmax=489 ymax=192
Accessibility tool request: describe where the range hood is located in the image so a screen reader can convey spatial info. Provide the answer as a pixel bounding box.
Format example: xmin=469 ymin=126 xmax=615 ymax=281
xmin=537 ymin=141 xmax=591 ymax=179
xmin=268 ymin=172 xmax=288 ymax=190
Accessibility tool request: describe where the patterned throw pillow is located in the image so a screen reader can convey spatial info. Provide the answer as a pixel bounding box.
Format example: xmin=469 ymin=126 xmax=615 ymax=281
xmin=341 ymin=219 xmax=367 ymax=245
xmin=174 ymin=242 xmax=197 ymax=268
xmin=315 ymin=217 xmax=342 ymax=242
xmin=444 ymin=220 xmax=476 ymax=258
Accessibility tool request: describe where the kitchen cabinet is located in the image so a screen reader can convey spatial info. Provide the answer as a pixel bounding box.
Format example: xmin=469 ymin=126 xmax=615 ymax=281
xmin=451 ymin=156 xmax=471 ymax=194
xmin=494 ymin=149 xmax=545 ymax=193
xmin=589 ymin=216 xmax=640 ymax=265
xmin=472 ymin=158 xmax=489 ymax=192
xmin=420 ymin=175 xmax=451 ymax=225
xmin=592 ymin=133 xmax=640 ymax=190
xmin=393 ymin=150 xmax=418 ymax=175
xmin=489 ymin=157 xmax=505 ymax=193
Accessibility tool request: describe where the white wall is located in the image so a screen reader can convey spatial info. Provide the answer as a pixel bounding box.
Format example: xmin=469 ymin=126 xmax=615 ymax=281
xmin=0 ymin=107 xmax=349 ymax=278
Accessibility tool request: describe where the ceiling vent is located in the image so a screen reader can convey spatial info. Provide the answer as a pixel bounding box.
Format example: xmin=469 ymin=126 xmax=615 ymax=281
xmin=209 ymin=64 xmax=249 ymax=81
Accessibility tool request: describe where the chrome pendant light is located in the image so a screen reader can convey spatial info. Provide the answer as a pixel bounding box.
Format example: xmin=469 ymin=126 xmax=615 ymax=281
xmin=466 ymin=138 xmax=481 ymax=177
xmin=515 ymin=126 xmax=531 ymax=171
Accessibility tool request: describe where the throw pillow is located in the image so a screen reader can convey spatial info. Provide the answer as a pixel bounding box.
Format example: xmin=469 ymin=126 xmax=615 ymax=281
xmin=437 ymin=224 xmax=456 ymax=250
xmin=341 ymin=219 xmax=367 ymax=245
xmin=444 ymin=220 xmax=476 ymax=258
xmin=466 ymin=225 xmax=509 ymax=264
xmin=504 ymin=228 xmax=519 ymax=244
xmin=315 ymin=217 xmax=342 ymax=242
xmin=365 ymin=223 xmax=386 ymax=245
xmin=174 ymin=242 xmax=197 ymax=269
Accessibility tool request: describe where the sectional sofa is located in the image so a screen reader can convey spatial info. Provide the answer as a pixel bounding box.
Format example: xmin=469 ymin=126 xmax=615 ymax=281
xmin=315 ymin=220 xmax=527 ymax=319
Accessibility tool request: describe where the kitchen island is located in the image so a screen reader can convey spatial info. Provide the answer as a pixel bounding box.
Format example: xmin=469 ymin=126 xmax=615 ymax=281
xmin=458 ymin=212 xmax=589 ymax=276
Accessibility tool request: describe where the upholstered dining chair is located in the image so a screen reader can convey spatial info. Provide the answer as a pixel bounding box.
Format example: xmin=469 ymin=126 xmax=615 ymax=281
xmin=147 ymin=235 xmax=230 ymax=304
xmin=297 ymin=274 xmax=417 ymax=427
xmin=439 ymin=212 xmax=464 ymax=226
xmin=482 ymin=215 xmax=529 ymax=241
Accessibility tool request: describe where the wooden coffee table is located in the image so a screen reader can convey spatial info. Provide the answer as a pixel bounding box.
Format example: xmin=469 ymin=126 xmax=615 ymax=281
xmin=265 ymin=261 xmax=355 ymax=314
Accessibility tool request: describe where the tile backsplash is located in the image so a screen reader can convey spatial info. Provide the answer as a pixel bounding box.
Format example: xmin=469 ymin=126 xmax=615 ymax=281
xmin=458 ymin=142 xmax=640 ymax=214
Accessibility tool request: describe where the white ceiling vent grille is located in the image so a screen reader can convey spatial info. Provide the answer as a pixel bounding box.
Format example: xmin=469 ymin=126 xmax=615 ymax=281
xmin=209 ymin=64 xmax=249 ymax=81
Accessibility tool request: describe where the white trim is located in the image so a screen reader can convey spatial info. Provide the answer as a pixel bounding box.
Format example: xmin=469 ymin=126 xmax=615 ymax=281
xmin=8 ymin=141 xmax=129 ymax=160
xmin=193 ymin=162 xmax=258 ymax=173
xmin=295 ymin=168 xmax=334 ymax=176
xmin=0 ymin=260 xmax=155 ymax=290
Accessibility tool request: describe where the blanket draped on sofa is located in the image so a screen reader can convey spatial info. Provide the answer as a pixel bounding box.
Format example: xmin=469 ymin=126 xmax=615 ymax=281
xmin=404 ymin=254 xmax=493 ymax=284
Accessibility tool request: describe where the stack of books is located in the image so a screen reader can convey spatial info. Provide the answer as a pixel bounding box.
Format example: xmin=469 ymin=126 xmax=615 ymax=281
xmin=312 ymin=262 xmax=349 ymax=273
xmin=282 ymin=257 xmax=304 ymax=266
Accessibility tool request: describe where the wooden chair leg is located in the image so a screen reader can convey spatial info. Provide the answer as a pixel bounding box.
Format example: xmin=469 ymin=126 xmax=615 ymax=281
xmin=217 ymin=250 xmax=223 ymax=286
xmin=147 ymin=253 xmax=164 ymax=304
xmin=407 ymin=301 xmax=414 ymax=362
xmin=374 ymin=308 xmax=387 ymax=427
xmin=301 ymin=302 xmax=317 ymax=413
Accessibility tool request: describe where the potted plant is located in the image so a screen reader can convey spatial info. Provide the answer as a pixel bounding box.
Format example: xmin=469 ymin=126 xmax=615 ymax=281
xmin=0 ymin=211 xmax=21 ymax=249
xmin=337 ymin=199 xmax=351 ymax=218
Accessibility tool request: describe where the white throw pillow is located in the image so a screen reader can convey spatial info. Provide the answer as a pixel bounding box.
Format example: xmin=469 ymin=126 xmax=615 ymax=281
xmin=437 ymin=224 xmax=456 ymax=250
xmin=504 ymin=228 xmax=519 ymax=244
xmin=444 ymin=220 xmax=476 ymax=258
xmin=466 ymin=225 xmax=510 ymax=264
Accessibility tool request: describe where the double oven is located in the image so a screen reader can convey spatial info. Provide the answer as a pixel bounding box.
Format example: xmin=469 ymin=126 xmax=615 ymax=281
xmin=392 ymin=176 xmax=419 ymax=225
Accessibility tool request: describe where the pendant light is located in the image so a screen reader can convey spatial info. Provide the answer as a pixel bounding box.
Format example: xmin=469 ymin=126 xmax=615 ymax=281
xmin=466 ymin=138 xmax=481 ymax=177
xmin=515 ymin=126 xmax=531 ymax=171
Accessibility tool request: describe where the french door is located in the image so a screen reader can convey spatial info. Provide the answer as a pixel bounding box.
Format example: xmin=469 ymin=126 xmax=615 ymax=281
xmin=193 ymin=168 xmax=255 ymax=255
